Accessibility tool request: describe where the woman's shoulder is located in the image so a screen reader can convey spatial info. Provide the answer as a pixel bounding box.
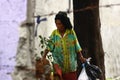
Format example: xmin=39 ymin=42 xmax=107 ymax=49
xmin=67 ymin=29 xmax=77 ymax=37
xmin=51 ymin=29 xmax=57 ymax=34
xmin=67 ymin=28 xmax=75 ymax=34
xmin=50 ymin=29 xmax=58 ymax=36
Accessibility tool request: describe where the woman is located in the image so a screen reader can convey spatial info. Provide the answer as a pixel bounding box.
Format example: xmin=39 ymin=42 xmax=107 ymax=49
xmin=43 ymin=11 xmax=86 ymax=80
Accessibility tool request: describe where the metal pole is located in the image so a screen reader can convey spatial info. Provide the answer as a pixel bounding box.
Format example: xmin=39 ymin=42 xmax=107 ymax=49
xmin=26 ymin=0 xmax=35 ymax=69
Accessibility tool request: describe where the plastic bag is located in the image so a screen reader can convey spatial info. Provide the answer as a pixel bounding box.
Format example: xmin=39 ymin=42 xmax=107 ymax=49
xmin=83 ymin=58 xmax=102 ymax=79
xmin=78 ymin=65 xmax=89 ymax=80
xmin=85 ymin=62 xmax=102 ymax=79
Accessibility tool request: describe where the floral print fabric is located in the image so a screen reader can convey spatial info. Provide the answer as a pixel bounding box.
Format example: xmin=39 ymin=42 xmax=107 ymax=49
xmin=47 ymin=29 xmax=82 ymax=73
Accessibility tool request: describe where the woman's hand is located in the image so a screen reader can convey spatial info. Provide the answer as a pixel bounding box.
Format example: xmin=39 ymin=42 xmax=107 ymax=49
xmin=80 ymin=56 xmax=86 ymax=63
xmin=78 ymin=51 xmax=86 ymax=63
xmin=42 ymin=58 xmax=49 ymax=65
xmin=43 ymin=49 xmax=49 ymax=59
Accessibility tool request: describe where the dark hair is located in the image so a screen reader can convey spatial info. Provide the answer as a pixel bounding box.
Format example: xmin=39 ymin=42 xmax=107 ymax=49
xmin=55 ymin=11 xmax=72 ymax=30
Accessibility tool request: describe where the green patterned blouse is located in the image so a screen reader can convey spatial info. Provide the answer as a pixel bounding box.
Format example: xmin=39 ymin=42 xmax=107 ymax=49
xmin=47 ymin=29 xmax=82 ymax=73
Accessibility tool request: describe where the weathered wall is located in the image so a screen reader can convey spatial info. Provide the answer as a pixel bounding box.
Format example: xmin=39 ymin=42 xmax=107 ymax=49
xmin=0 ymin=0 xmax=120 ymax=80
xmin=100 ymin=0 xmax=120 ymax=78
xmin=0 ymin=0 xmax=26 ymax=80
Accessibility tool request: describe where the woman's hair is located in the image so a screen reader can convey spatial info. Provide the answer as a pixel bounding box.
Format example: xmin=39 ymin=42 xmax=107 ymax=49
xmin=55 ymin=11 xmax=72 ymax=30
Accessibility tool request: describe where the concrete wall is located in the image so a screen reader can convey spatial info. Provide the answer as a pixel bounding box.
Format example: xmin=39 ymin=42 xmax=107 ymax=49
xmin=0 ymin=0 xmax=120 ymax=80
xmin=100 ymin=0 xmax=120 ymax=78
xmin=0 ymin=0 xmax=26 ymax=80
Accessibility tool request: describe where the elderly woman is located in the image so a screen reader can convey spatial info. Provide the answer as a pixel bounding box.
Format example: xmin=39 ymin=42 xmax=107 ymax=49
xmin=43 ymin=11 xmax=86 ymax=80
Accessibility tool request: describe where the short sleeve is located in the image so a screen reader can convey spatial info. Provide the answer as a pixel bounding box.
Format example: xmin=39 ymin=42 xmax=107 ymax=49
xmin=46 ymin=30 xmax=55 ymax=52
xmin=72 ymin=29 xmax=82 ymax=53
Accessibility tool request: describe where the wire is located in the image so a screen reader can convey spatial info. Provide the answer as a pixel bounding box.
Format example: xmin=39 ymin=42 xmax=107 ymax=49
xmin=34 ymin=3 xmax=120 ymax=17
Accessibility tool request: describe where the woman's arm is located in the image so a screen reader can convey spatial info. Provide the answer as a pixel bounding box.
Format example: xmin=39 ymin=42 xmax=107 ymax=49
xmin=43 ymin=49 xmax=49 ymax=59
xmin=78 ymin=51 xmax=86 ymax=63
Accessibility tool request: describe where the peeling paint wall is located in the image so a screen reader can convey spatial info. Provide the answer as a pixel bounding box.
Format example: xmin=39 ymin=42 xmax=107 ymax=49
xmin=0 ymin=0 xmax=26 ymax=80
xmin=0 ymin=0 xmax=120 ymax=80
xmin=100 ymin=0 xmax=120 ymax=78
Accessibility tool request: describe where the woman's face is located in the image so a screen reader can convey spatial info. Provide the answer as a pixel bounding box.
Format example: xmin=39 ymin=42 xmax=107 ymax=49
xmin=55 ymin=19 xmax=65 ymax=32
